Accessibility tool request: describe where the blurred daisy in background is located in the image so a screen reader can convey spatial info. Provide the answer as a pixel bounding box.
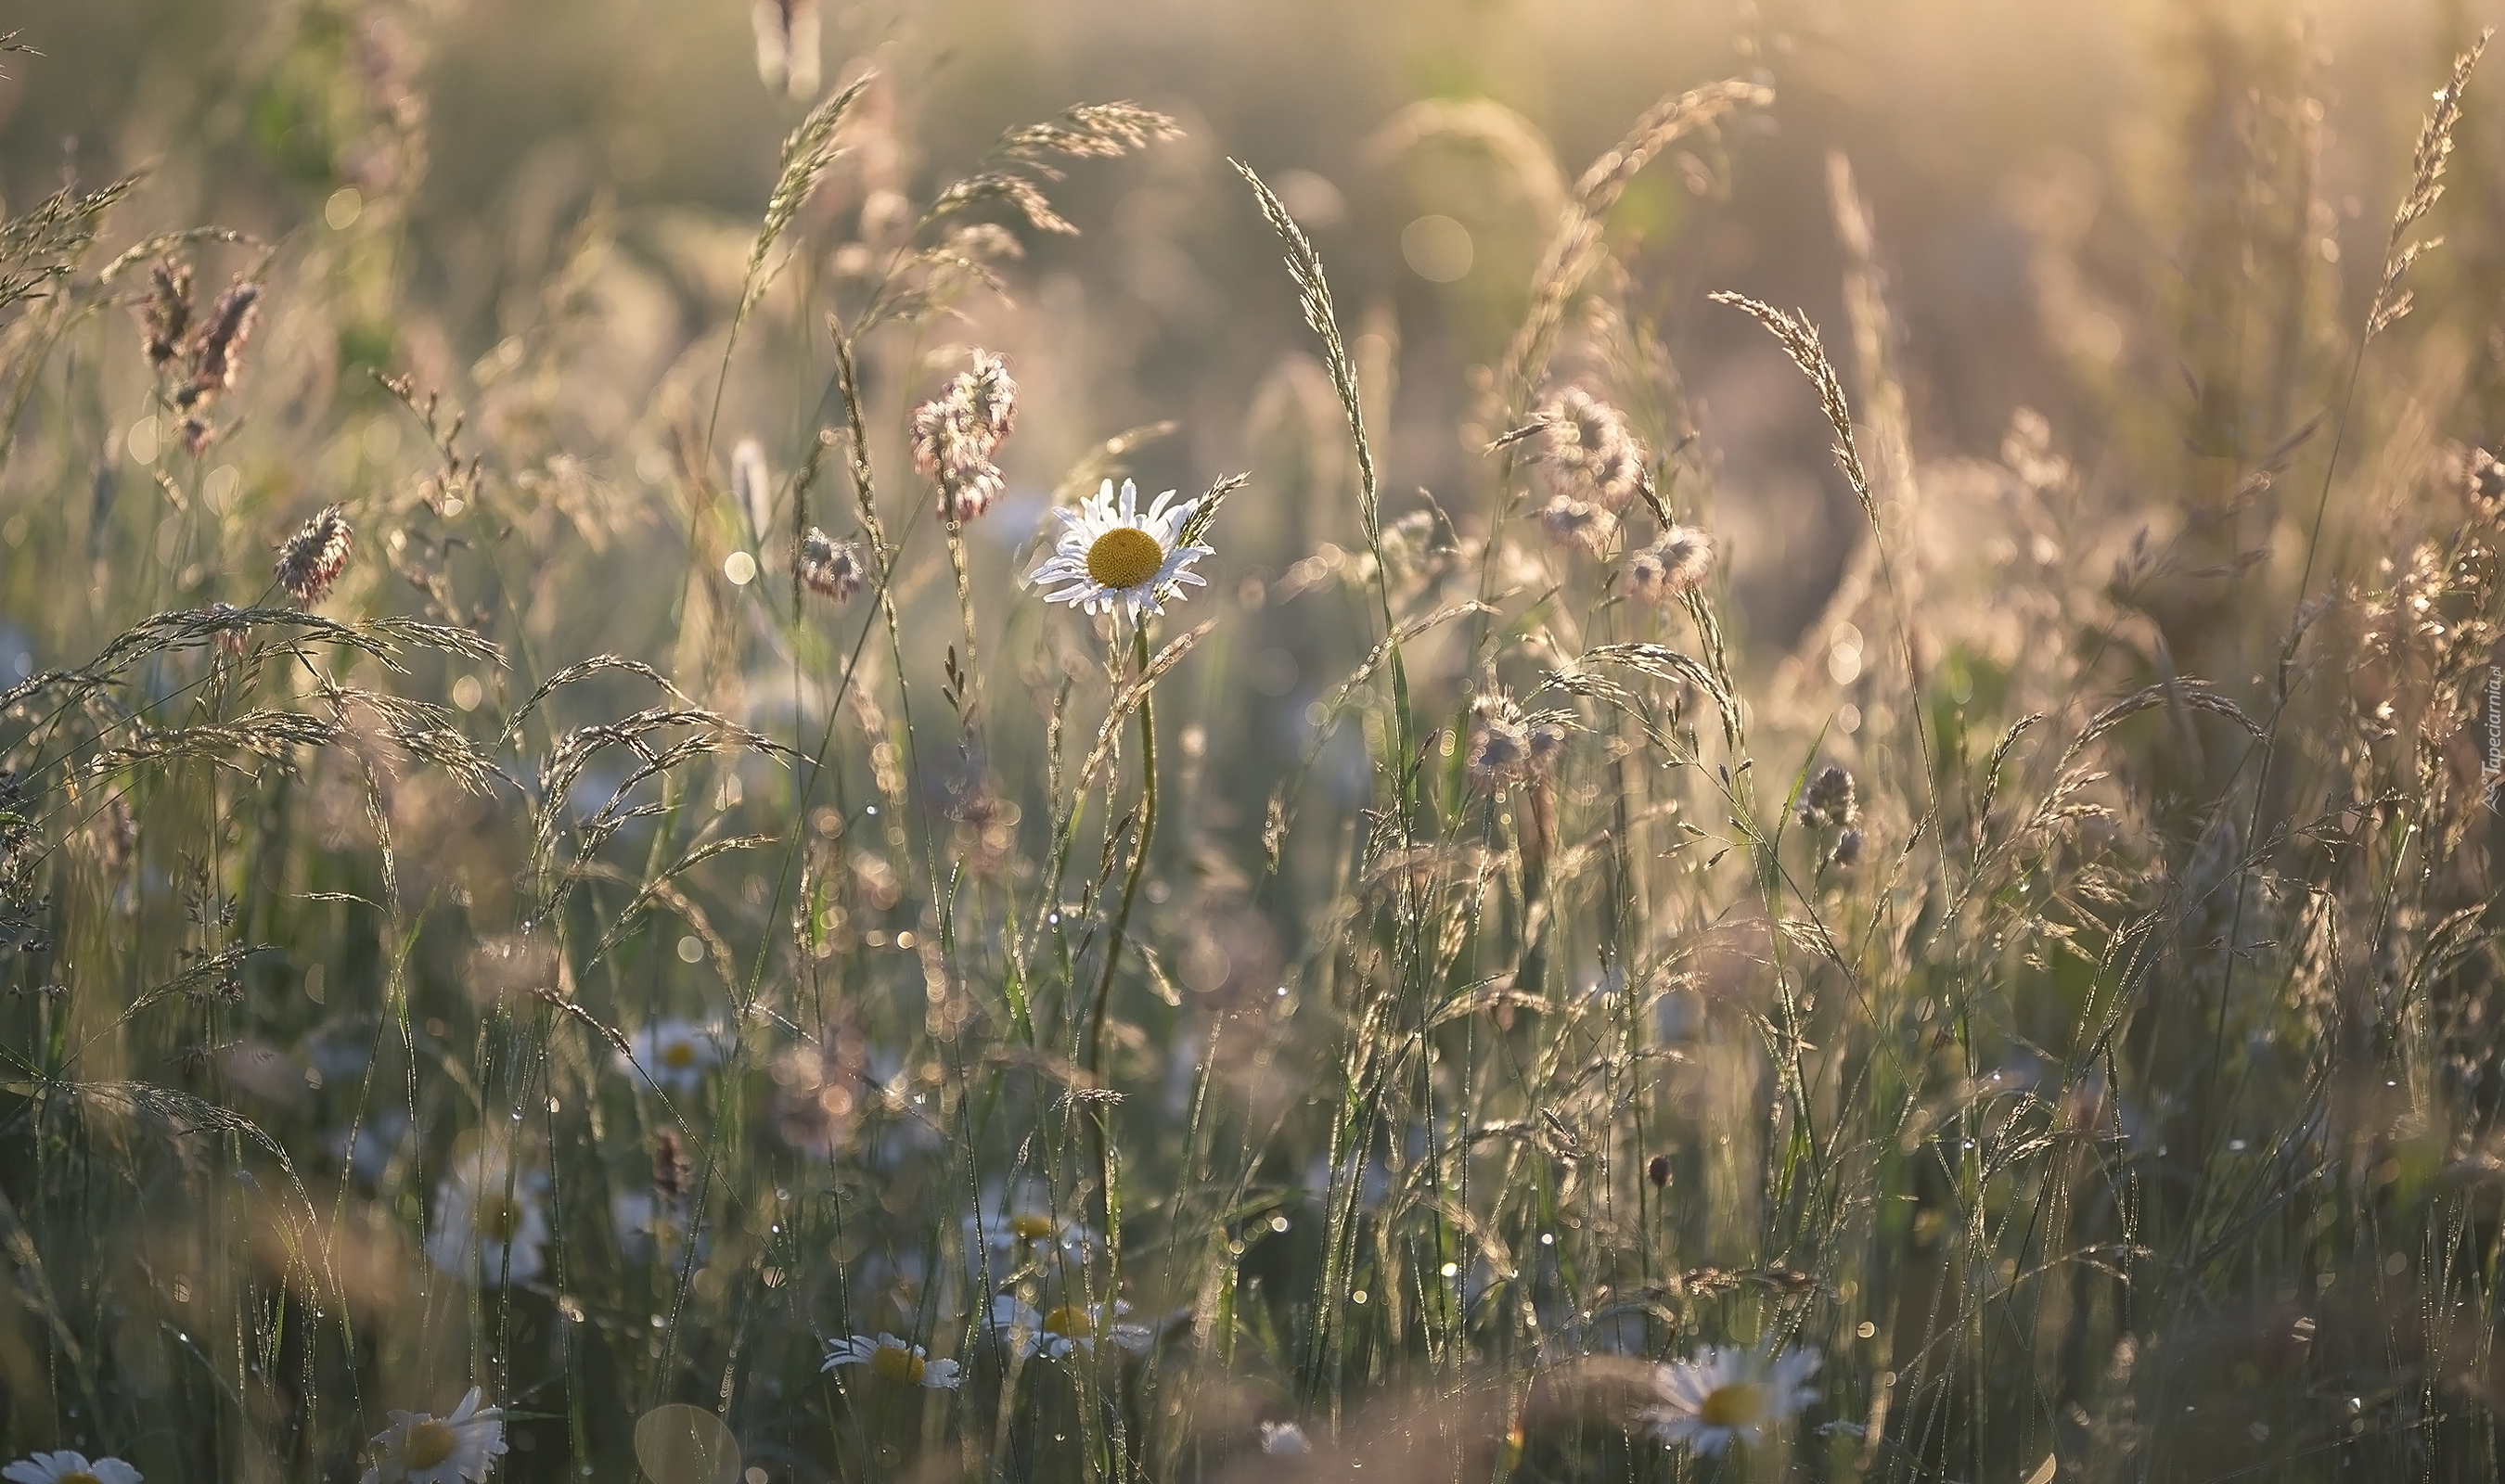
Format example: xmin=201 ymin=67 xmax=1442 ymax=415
xmin=1639 ymin=1343 xmax=1820 ymax=1456
xmin=987 ymin=1294 xmax=1153 ymax=1361
xmin=4 ymin=1451 xmax=143 ymax=1484
xmin=822 ymin=1332 xmax=961 ymax=1388
xmin=1026 ymin=478 xmax=1212 ymax=624
xmin=359 ymin=1387 xmax=507 ymax=1484
xmin=426 ymin=1149 xmax=550 ymax=1287
xmin=620 ymin=1017 xmax=723 ymax=1097
xmin=963 ymin=1177 xmax=1092 ymax=1280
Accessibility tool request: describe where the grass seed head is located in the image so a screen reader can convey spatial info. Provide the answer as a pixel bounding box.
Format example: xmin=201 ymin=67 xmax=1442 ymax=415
xmin=1466 ymin=695 xmax=1533 ymax=793
xmin=1627 ymin=525 xmax=1715 ymax=603
xmin=652 ymin=1129 xmax=692 ymax=1203
xmin=275 ymin=505 xmax=353 ymax=607
xmin=1797 ymin=763 xmax=1859 ymax=830
xmin=1528 ymin=716 xmax=1572 ymax=773
xmin=1535 ymin=386 xmax=1649 ymax=510
xmin=139 ymin=258 xmax=192 ymax=367
xmin=2468 ymin=446 xmax=2505 ymax=520
xmin=798 ymin=526 xmax=864 ymax=600
xmin=1538 ymin=494 xmax=1618 ymax=553
xmin=911 ymin=352 xmax=1019 ymax=523
xmin=182 ymin=277 xmax=260 ymax=403
xmin=967 ymin=349 xmax=1019 ymax=444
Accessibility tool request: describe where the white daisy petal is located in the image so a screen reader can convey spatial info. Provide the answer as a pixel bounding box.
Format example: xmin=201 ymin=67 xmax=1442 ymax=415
xmin=1639 ymin=1343 xmax=1819 ymax=1457
xmin=359 ymin=1387 xmax=507 ymax=1484
xmin=5 ymin=1452 xmax=148 ymax=1484
xmin=822 ymin=1332 xmax=959 ymax=1388
xmin=424 ymin=1154 xmax=550 ymax=1288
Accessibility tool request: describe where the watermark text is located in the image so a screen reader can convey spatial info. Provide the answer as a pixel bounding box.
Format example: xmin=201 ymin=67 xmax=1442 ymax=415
xmin=2485 ymin=664 xmax=2503 ymax=815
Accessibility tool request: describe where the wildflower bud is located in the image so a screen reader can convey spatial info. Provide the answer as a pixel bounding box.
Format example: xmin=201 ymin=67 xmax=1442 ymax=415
xmin=140 ymin=259 xmax=194 ymax=368
xmin=1648 ymin=1154 xmax=1671 ymax=1187
xmin=1797 ymin=763 xmax=1858 ymax=830
xmin=275 ymin=505 xmax=354 ymax=607
xmin=797 ymin=527 xmax=865 ymax=601
xmin=1831 ymin=826 xmax=1864 ymax=869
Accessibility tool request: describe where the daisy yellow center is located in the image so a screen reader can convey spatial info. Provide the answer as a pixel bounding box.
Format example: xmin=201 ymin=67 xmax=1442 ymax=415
xmin=869 ymin=1344 xmax=926 ymax=1384
xmin=404 ymin=1419 xmax=460 ymax=1471
xmin=1042 ymin=1304 xmax=1094 ymax=1338
xmin=662 ymin=1041 xmax=698 ymax=1068
xmin=1698 ymin=1381 xmax=1769 ymax=1430
xmin=1008 ymin=1212 xmax=1060 ymax=1241
xmin=1085 ymin=527 xmax=1164 ymax=590
xmin=58 ymin=1474 xmax=102 ymax=1484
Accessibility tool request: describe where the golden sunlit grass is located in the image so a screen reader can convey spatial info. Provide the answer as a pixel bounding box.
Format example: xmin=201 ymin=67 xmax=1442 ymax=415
xmin=0 ymin=5 xmax=2499 ymax=1482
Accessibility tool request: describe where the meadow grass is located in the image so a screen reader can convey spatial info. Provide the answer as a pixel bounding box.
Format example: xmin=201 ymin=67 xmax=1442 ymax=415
xmin=0 ymin=6 xmax=2501 ymax=1482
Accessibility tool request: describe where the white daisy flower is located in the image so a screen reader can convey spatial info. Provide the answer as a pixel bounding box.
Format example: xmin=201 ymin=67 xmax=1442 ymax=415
xmin=359 ymin=1387 xmax=508 ymax=1484
xmin=962 ymin=1178 xmax=1093 ymax=1279
xmin=4 ymin=1451 xmax=143 ymax=1484
xmin=619 ymin=1017 xmax=723 ymax=1097
xmin=987 ymin=1295 xmax=1154 ymax=1361
xmin=821 ymin=1332 xmax=961 ymax=1388
xmin=1638 ymin=1343 xmax=1820 ymax=1456
xmin=425 ymin=1151 xmax=550 ymax=1287
xmin=1025 ymin=478 xmax=1213 ymax=623
xmin=1258 ymin=1422 xmax=1310 ymax=1455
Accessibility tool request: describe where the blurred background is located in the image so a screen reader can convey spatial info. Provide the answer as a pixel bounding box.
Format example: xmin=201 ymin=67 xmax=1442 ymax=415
xmin=5 ymin=0 xmax=2491 ymax=664
xmin=1 ymin=3 xmax=2502 ymax=1478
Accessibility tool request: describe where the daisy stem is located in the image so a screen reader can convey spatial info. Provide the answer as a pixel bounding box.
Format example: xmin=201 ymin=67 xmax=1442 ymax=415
xmin=1086 ymin=627 xmax=1157 ymax=1081
xmin=1074 ymin=624 xmax=1152 ymax=1484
